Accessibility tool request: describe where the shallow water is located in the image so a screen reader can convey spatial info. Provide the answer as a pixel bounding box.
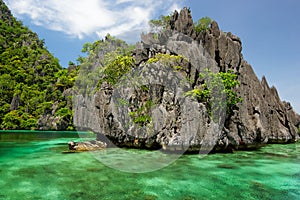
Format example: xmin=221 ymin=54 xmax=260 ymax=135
xmin=0 ymin=131 xmax=299 ymax=200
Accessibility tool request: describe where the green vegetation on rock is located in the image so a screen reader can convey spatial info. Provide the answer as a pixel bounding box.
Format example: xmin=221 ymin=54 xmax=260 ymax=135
xmin=147 ymin=53 xmax=187 ymax=72
xmin=149 ymin=14 xmax=172 ymax=31
xmin=185 ymin=69 xmax=242 ymax=115
xmin=194 ymin=17 xmax=212 ymax=33
xmin=129 ymin=99 xmax=155 ymax=126
xmin=75 ymin=34 xmax=135 ymax=97
xmin=99 ymin=54 xmax=135 ymax=86
xmin=147 ymin=53 xmax=187 ymax=64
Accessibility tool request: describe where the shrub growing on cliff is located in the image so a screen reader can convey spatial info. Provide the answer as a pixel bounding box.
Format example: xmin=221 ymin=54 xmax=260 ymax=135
xmin=99 ymin=54 xmax=135 ymax=86
xmin=185 ymin=69 xmax=242 ymax=115
xmin=129 ymin=99 xmax=155 ymax=126
xmin=147 ymin=53 xmax=187 ymax=64
xmin=147 ymin=53 xmax=187 ymax=72
xmin=75 ymin=35 xmax=135 ymax=96
xmin=149 ymin=14 xmax=172 ymax=31
xmin=194 ymin=17 xmax=212 ymax=33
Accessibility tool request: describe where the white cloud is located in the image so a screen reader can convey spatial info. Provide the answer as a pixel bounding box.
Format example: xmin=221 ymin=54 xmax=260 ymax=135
xmin=4 ymin=0 xmax=185 ymax=41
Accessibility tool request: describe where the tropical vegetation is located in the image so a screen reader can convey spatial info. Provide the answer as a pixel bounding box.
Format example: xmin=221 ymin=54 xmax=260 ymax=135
xmin=0 ymin=2 xmax=76 ymax=130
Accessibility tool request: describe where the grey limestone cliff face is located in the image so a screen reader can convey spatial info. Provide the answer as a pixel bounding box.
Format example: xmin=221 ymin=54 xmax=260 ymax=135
xmin=74 ymin=7 xmax=300 ymax=152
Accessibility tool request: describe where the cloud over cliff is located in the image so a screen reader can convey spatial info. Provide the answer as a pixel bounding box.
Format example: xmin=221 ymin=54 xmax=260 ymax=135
xmin=5 ymin=0 xmax=184 ymax=40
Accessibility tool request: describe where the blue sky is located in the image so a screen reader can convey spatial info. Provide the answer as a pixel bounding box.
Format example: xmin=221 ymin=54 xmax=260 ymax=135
xmin=4 ymin=0 xmax=300 ymax=112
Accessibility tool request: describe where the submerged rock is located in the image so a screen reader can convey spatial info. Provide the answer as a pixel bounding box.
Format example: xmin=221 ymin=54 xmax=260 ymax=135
xmin=67 ymin=140 xmax=106 ymax=152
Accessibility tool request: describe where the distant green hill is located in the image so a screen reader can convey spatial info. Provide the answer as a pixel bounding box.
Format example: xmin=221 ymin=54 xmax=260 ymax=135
xmin=0 ymin=0 xmax=75 ymax=130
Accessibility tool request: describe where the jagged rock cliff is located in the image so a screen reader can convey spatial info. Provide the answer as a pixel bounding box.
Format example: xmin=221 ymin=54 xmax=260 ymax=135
xmin=74 ymin=8 xmax=300 ymax=152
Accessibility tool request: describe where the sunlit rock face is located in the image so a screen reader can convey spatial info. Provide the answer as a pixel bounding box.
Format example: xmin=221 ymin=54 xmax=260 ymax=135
xmin=74 ymin=7 xmax=300 ymax=153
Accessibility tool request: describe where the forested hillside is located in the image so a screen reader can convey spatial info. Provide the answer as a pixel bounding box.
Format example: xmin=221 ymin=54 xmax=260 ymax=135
xmin=0 ymin=0 xmax=75 ymax=130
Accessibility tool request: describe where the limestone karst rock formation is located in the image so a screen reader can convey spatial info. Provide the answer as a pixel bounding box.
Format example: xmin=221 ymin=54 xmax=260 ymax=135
xmin=74 ymin=7 xmax=300 ymax=152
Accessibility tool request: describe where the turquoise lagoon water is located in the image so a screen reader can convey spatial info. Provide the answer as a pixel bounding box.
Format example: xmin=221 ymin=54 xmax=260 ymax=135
xmin=0 ymin=131 xmax=299 ymax=200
